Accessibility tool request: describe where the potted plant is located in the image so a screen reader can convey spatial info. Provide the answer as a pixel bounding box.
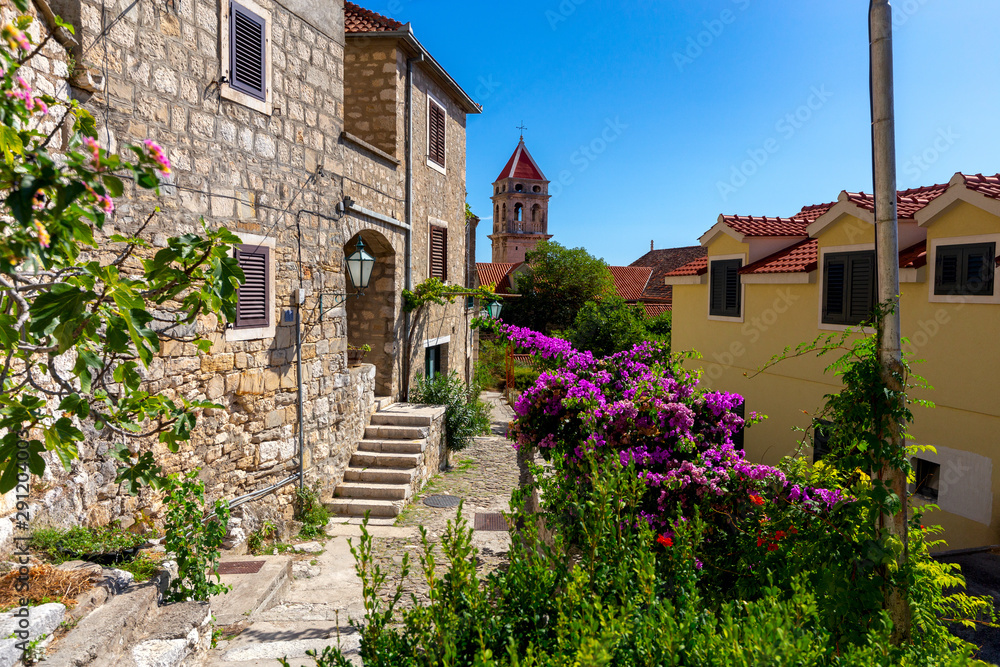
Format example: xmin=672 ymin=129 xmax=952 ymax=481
xmin=347 ymin=343 xmax=372 ymax=366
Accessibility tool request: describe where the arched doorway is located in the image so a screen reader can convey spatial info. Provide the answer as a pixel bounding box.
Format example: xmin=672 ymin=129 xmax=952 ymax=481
xmin=344 ymin=230 xmax=397 ymax=396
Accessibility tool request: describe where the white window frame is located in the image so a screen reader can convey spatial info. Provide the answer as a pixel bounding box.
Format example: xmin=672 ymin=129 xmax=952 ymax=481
xmin=706 ymin=254 xmax=746 ymax=323
xmin=927 ymin=233 xmax=1000 ymax=305
xmin=220 ymin=0 xmax=273 ymax=116
xmin=426 ymin=93 xmax=447 ymax=175
xmin=226 ymin=233 xmax=277 ymax=342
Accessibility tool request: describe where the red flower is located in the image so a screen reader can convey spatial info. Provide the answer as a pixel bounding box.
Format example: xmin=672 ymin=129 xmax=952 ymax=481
xmin=749 ymin=494 xmax=765 ymax=506
xmin=774 ymin=531 xmax=786 ymax=540
xmin=657 ymin=534 xmax=673 ymax=548
xmin=767 ymin=543 xmax=779 ymax=552
xmin=757 ymin=537 xmax=764 ymax=547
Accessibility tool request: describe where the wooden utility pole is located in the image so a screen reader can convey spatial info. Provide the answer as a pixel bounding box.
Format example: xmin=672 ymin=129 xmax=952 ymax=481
xmin=869 ymin=0 xmax=911 ymax=643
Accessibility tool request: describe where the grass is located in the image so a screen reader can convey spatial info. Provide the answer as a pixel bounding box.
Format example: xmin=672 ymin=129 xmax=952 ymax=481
xmin=115 ymin=552 xmax=162 ymax=583
xmin=30 ymin=525 xmax=149 ymax=563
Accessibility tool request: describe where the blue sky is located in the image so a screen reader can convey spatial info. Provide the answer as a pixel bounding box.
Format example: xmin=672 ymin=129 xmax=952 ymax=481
xmin=370 ymin=1 xmax=1000 ymax=266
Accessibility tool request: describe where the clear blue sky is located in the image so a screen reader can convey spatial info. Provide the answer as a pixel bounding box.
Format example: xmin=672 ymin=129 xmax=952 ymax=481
xmin=370 ymin=1 xmax=1000 ymax=266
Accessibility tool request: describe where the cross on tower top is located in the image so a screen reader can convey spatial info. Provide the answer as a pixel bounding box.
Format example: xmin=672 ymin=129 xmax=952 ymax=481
xmin=516 ymin=122 xmax=528 ymax=140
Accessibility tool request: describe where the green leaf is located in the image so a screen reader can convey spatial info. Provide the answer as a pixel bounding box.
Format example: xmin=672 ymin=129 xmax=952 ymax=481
xmin=115 ymin=451 xmax=164 ymax=495
xmin=102 ymin=174 xmax=125 ymax=198
xmin=73 ymin=107 xmax=97 ymax=138
xmin=0 ymin=126 xmax=24 ymax=166
xmin=43 ymin=417 xmax=83 ymax=470
xmin=0 ymin=436 xmax=45 ymax=494
xmin=29 ymin=284 xmax=95 ymax=337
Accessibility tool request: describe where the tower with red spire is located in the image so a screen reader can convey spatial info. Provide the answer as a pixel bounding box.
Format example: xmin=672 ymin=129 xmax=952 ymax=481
xmin=488 ymin=138 xmax=552 ymax=264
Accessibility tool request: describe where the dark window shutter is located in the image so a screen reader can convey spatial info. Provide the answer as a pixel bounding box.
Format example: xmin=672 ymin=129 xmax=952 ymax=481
xmin=935 ymin=242 xmax=995 ymax=296
xmin=428 ymin=101 xmax=446 ymax=167
xmin=823 ymin=251 xmax=874 ymax=325
xmin=732 ymin=400 xmax=746 ymax=450
xmin=230 ymin=2 xmax=266 ymax=101
xmin=709 ymin=259 xmax=742 ymax=317
xmin=429 ymin=227 xmax=448 ymax=281
xmin=235 ymin=245 xmax=270 ymax=328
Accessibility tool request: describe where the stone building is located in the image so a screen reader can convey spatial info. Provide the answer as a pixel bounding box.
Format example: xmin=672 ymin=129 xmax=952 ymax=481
xmin=2 ymin=0 xmax=480 ymax=547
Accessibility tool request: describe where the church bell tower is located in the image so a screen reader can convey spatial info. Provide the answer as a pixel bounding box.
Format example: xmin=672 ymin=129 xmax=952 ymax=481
xmin=489 ymin=138 xmax=552 ymax=264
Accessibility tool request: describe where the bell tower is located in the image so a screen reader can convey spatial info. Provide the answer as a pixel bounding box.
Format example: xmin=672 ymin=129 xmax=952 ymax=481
xmin=489 ymin=137 xmax=552 ymax=264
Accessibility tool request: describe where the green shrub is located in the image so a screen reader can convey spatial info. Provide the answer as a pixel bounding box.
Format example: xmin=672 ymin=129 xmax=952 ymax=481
xmin=512 ymin=365 xmax=539 ymax=391
xmin=247 ymin=521 xmax=278 ymax=555
xmin=162 ymin=471 xmax=231 ymax=602
xmin=410 ymin=372 xmax=490 ymax=452
xmin=116 ymin=552 xmax=162 ymax=583
xmin=474 ymin=338 xmax=508 ymax=390
xmin=30 ymin=525 xmax=148 ymax=562
xmin=296 ymin=486 xmax=330 ymax=539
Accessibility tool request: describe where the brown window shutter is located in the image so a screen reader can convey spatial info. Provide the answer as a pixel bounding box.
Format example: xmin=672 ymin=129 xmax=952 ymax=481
xmin=235 ymin=245 xmax=270 ymax=328
xmin=230 ymin=1 xmax=267 ymax=101
xmin=429 ymin=101 xmax=446 ymax=167
xmin=429 ymin=227 xmax=447 ymax=281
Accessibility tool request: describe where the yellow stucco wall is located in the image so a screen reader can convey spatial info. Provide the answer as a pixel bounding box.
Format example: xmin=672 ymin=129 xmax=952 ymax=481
xmin=672 ymin=205 xmax=1000 ymax=551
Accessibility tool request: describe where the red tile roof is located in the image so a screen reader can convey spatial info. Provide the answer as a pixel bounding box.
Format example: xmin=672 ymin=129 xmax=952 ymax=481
xmin=608 ymin=266 xmax=653 ymax=302
xmin=899 ymin=240 xmax=927 ymax=269
xmin=962 ymin=173 xmax=1000 ymax=200
xmin=720 ymin=215 xmax=809 ymax=238
xmin=344 ymin=2 xmax=404 ymax=33
xmin=843 ymin=183 xmax=951 ymax=219
xmin=740 ymin=239 xmax=818 ymax=275
xmin=643 ymin=303 xmax=670 ymax=319
xmin=476 ymin=262 xmax=518 ymax=294
xmin=742 ymin=239 xmax=932 ymax=275
xmin=629 ymin=246 xmax=707 ymax=299
xmin=665 ymin=256 xmax=709 ymax=277
xmin=496 ymin=140 xmax=546 ymax=182
xmin=792 ymin=202 xmax=836 ymax=223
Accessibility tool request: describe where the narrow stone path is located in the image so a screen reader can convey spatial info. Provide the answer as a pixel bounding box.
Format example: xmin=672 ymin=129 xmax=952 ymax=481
xmin=200 ymin=393 xmax=520 ymax=666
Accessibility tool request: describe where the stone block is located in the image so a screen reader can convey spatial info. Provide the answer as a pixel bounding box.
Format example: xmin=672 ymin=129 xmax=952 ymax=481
xmin=201 ymin=354 xmax=234 ymax=373
xmin=237 ymin=370 xmax=265 ymax=396
xmin=266 ymin=410 xmax=284 ymax=429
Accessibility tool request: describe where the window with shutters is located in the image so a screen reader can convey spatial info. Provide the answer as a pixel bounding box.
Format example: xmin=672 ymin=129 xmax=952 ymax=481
xmin=427 ymin=97 xmax=446 ymax=172
xmin=933 ymin=242 xmax=995 ymax=297
xmin=220 ymin=0 xmax=271 ymax=114
xmin=234 ymin=245 xmax=271 ymax=329
xmin=822 ymin=250 xmax=875 ymax=326
xmin=708 ymin=258 xmax=742 ymax=318
xmin=429 ymin=225 xmax=448 ymax=281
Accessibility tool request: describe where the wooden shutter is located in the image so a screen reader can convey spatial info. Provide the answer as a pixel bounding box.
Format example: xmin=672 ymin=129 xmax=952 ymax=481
xmin=429 ymin=226 xmax=448 ymax=281
xmin=428 ymin=101 xmax=446 ymax=167
xmin=709 ymin=259 xmax=741 ymax=317
xmin=823 ymin=251 xmax=874 ymax=325
xmin=935 ymin=242 xmax=995 ymax=296
xmin=230 ymin=2 xmax=266 ymax=101
xmin=235 ymin=245 xmax=270 ymax=328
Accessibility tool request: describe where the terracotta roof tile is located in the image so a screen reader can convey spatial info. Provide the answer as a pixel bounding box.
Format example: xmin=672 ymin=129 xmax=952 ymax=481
xmin=666 ymin=256 xmax=708 ymax=277
xmin=844 ymin=182 xmax=951 ymax=219
xmin=962 ymin=173 xmax=1000 ymax=200
xmin=496 ymin=140 xmax=546 ymax=182
xmin=608 ymin=266 xmax=653 ymax=302
xmin=793 ymin=202 xmax=836 ymax=223
xmin=740 ymin=239 xmax=818 ymax=275
xmin=476 ymin=263 xmax=518 ymax=294
xmin=742 ymin=239 xmax=932 ymax=275
xmin=720 ymin=215 xmax=809 ymax=237
xmin=629 ymin=245 xmax=707 ymax=299
xmin=643 ymin=303 xmax=670 ymax=319
xmin=344 ymin=2 xmax=404 ymax=33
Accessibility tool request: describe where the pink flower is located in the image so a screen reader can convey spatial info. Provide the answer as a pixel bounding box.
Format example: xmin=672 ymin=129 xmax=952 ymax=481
xmin=2 ymin=22 xmax=30 ymax=51
xmin=143 ymin=139 xmax=171 ymax=176
xmin=34 ymin=221 xmax=50 ymax=248
xmin=83 ymin=136 xmax=101 ymax=168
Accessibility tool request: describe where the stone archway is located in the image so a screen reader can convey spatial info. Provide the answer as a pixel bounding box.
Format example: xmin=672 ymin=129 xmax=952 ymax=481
xmin=345 ymin=230 xmax=397 ymax=396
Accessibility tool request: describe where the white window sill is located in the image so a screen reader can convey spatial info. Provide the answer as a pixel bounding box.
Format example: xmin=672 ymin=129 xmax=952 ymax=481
xmin=426 ymin=158 xmax=446 ymax=175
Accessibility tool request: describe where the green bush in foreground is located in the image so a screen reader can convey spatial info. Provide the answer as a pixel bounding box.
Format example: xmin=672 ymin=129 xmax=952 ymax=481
xmin=281 ymin=454 xmax=989 ymax=667
xmin=410 ymin=372 xmax=491 ymax=453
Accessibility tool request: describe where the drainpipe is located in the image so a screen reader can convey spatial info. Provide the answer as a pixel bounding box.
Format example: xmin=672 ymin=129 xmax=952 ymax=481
xmin=403 ymin=53 xmax=424 ymax=401
xmin=296 ymin=290 xmax=305 ymax=491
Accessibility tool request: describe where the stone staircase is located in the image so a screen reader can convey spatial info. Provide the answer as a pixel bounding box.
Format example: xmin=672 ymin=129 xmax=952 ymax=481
xmin=327 ymin=402 xmax=445 ymax=519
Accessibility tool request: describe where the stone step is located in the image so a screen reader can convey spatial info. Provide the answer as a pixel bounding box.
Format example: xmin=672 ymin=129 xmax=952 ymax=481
xmin=325 ymin=498 xmax=400 ymax=518
xmin=335 ymin=482 xmax=411 ymax=501
xmin=343 ymin=467 xmax=415 ymax=485
xmin=350 ymin=450 xmax=421 ymax=469
xmin=369 ymin=412 xmax=433 ymax=427
xmin=364 ymin=424 xmax=429 ymax=440
xmin=372 ymin=396 xmax=395 ymax=411
xmin=209 ymin=557 xmax=293 ymax=629
xmin=358 ymin=438 xmax=426 ymax=454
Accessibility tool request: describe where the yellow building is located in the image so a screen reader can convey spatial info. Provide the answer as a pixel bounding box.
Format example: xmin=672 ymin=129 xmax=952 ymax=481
xmin=665 ymin=173 xmax=1000 ymax=550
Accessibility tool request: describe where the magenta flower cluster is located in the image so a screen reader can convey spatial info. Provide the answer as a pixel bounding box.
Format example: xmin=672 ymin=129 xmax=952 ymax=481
xmin=501 ymin=326 xmax=844 ymax=530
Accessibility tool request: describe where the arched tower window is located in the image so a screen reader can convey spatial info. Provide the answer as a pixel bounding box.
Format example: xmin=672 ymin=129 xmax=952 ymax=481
xmin=495 ymin=204 xmax=499 ymax=223
xmin=531 ymin=204 xmax=541 ymax=223
xmin=514 ymin=204 xmax=523 ymax=222
xmin=533 ymin=185 xmax=541 ymax=193
xmin=515 ymin=184 xmax=523 ymax=192
xmin=502 ymin=203 xmax=507 ymax=222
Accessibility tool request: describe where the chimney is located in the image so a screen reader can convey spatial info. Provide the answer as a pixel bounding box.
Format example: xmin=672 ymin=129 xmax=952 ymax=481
xmin=650 ymin=240 xmax=654 ymax=251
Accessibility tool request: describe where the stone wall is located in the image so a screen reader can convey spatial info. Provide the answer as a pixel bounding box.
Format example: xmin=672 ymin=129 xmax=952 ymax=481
xmin=343 ymin=41 xmax=398 ymax=158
